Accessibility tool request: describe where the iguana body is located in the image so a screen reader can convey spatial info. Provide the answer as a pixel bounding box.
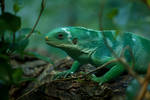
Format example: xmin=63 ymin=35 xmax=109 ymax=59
xmin=45 ymin=27 xmax=150 ymax=84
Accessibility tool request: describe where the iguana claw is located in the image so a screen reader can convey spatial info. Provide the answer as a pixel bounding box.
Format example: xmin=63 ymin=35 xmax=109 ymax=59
xmin=53 ymin=70 xmax=74 ymax=80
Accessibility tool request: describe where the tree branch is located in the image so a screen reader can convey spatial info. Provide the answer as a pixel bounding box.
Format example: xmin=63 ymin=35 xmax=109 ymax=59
xmin=13 ymin=32 xmax=16 ymax=43
xmin=137 ymin=65 xmax=150 ymax=100
xmin=0 ymin=0 xmax=5 ymax=14
xmin=25 ymin=0 xmax=45 ymax=39
xmin=98 ymin=0 xmax=143 ymax=84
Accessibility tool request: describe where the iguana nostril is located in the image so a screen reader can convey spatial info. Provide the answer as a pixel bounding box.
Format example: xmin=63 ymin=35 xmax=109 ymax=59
xmin=45 ymin=36 xmax=48 ymax=40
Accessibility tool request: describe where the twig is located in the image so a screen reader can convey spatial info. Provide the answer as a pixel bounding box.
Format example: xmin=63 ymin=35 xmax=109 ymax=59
xmin=99 ymin=0 xmax=119 ymax=59
xmin=99 ymin=0 xmax=105 ymax=30
xmin=98 ymin=0 xmax=143 ymax=84
xmin=0 ymin=0 xmax=5 ymax=14
xmin=25 ymin=0 xmax=45 ymax=39
xmin=145 ymin=91 xmax=150 ymax=99
xmin=137 ymin=65 xmax=150 ymax=100
xmin=16 ymin=82 xmax=46 ymax=100
xmin=86 ymin=59 xmax=118 ymax=76
xmin=118 ymin=57 xmax=143 ymax=84
xmin=120 ymin=46 xmax=135 ymax=68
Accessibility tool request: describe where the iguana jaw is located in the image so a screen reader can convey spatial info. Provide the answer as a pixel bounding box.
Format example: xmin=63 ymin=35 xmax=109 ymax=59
xmin=45 ymin=40 xmax=61 ymax=47
xmin=46 ymin=39 xmax=90 ymax=55
xmin=45 ymin=38 xmax=73 ymax=49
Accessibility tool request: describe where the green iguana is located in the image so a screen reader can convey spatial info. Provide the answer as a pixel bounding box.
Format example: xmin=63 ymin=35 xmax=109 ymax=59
xmin=45 ymin=27 xmax=150 ymax=85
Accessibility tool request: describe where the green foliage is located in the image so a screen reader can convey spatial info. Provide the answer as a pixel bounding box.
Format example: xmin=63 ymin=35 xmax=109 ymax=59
xmin=15 ymin=39 xmax=29 ymax=52
xmin=0 ymin=1 xmax=44 ymax=100
xmin=12 ymin=68 xmax=35 ymax=84
xmin=13 ymin=3 xmax=22 ymax=14
xmin=12 ymin=68 xmax=24 ymax=84
xmin=0 ymin=55 xmax=12 ymax=85
xmin=0 ymin=13 xmax=21 ymax=32
xmin=28 ymin=52 xmax=54 ymax=65
xmin=1 ymin=29 xmax=30 ymax=54
xmin=0 ymin=81 xmax=9 ymax=100
xmin=125 ymin=79 xmax=150 ymax=100
xmin=0 ymin=55 xmax=27 ymax=85
xmin=107 ymin=8 xmax=118 ymax=20
xmin=147 ymin=0 xmax=150 ymax=6
xmin=126 ymin=79 xmax=140 ymax=100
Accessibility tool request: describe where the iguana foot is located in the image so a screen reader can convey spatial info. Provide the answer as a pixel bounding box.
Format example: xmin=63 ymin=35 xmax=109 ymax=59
xmin=90 ymin=74 xmax=107 ymax=85
xmin=53 ymin=61 xmax=81 ymax=80
xmin=53 ymin=69 xmax=74 ymax=80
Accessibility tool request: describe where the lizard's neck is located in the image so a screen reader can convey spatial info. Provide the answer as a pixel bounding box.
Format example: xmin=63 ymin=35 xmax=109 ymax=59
xmin=63 ymin=48 xmax=82 ymax=59
xmin=63 ymin=48 xmax=92 ymax=64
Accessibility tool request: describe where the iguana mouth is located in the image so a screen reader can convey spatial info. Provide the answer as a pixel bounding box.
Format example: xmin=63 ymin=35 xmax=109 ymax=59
xmin=45 ymin=36 xmax=93 ymax=54
xmin=46 ymin=40 xmax=60 ymax=47
xmin=45 ymin=36 xmax=71 ymax=48
xmin=45 ymin=36 xmax=49 ymax=41
xmin=45 ymin=37 xmax=60 ymax=47
xmin=45 ymin=39 xmax=68 ymax=48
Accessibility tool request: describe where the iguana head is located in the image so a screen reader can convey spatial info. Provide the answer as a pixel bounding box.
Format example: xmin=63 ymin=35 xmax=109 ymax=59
xmin=45 ymin=27 xmax=76 ymax=48
xmin=45 ymin=27 xmax=100 ymax=53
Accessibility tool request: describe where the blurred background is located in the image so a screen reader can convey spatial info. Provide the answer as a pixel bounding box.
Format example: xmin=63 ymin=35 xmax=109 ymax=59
xmin=5 ymin=0 xmax=150 ymax=61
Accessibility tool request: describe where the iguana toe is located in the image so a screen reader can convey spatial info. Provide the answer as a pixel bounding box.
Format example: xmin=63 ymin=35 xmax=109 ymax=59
xmin=90 ymin=74 xmax=106 ymax=85
xmin=53 ymin=70 xmax=74 ymax=80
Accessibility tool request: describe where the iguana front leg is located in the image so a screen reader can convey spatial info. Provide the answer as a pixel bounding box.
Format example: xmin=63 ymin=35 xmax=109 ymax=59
xmin=53 ymin=61 xmax=81 ymax=79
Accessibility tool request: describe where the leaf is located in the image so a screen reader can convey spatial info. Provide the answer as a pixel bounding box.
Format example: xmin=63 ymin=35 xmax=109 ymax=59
xmin=9 ymin=27 xmax=41 ymax=53
xmin=28 ymin=52 xmax=54 ymax=65
xmin=0 ymin=81 xmax=9 ymax=100
xmin=14 ymin=39 xmax=29 ymax=53
xmin=12 ymin=68 xmax=35 ymax=84
xmin=17 ymin=39 xmax=29 ymax=51
xmin=13 ymin=3 xmax=22 ymax=14
xmin=12 ymin=68 xmax=23 ymax=84
xmin=107 ymin=8 xmax=118 ymax=19
xmin=0 ymin=13 xmax=21 ymax=32
xmin=0 ymin=41 xmax=10 ymax=53
xmin=16 ymin=28 xmax=41 ymax=41
xmin=126 ymin=79 xmax=140 ymax=100
xmin=9 ymin=28 xmax=36 ymax=53
xmin=147 ymin=0 xmax=150 ymax=7
xmin=7 ymin=39 xmax=28 ymax=55
xmin=0 ymin=55 xmax=13 ymax=84
xmin=5 ymin=28 xmax=40 ymax=54
xmin=114 ymin=3 xmax=132 ymax=26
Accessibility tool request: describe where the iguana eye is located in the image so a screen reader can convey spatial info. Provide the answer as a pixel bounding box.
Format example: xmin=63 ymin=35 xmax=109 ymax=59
xmin=58 ymin=34 xmax=64 ymax=39
xmin=72 ymin=38 xmax=78 ymax=44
